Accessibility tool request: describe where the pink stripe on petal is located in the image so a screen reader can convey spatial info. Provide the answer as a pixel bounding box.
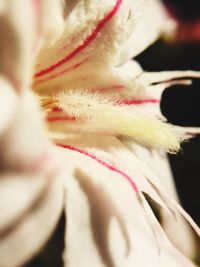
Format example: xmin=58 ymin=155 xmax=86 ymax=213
xmin=52 ymin=107 xmax=63 ymax=113
xmin=117 ymin=99 xmax=160 ymax=105
xmin=47 ymin=116 xmax=77 ymax=122
xmin=34 ymin=0 xmax=123 ymax=78
xmin=35 ymin=58 xmax=89 ymax=85
xmin=56 ymin=144 xmax=139 ymax=193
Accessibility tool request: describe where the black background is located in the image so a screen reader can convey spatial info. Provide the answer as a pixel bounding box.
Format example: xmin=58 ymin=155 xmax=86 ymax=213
xmin=137 ymin=0 xmax=200 ymax=226
xmin=26 ymin=1 xmax=200 ymax=266
xmin=137 ymin=41 xmax=200 ymax=226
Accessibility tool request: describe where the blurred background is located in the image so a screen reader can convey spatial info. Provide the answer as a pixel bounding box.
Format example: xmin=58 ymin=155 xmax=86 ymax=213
xmin=26 ymin=1 xmax=200 ymax=266
xmin=137 ymin=0 xmax=200 ymax=226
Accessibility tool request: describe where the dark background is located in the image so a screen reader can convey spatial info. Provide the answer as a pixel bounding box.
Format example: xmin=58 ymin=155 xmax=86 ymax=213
xmin=163 ymin=0 xmax=200 ymax=21
xmin=137 ymin=40 xmax=200 ymax=226
xmin=26 ymin=1 xmax=200 ymax=266
xmin=137 ymin=0 xmax=200 ymax=226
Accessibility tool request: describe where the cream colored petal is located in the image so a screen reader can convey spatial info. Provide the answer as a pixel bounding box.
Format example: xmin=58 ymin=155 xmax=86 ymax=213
xmin=34 ymin=0 xmax=175 ymax=92
xmin=0 ymin=90 xmax=49 ymax=171
xmin=39 ymin=0 xmax=65 ymax=45
xmin=0 ymin=171 xmax=63 ymax=267
xmin=117 ymin=0 xmax=176 ymax=63
xmin=119 ymin=140 xmax=198 ymax=259
xmin=0 ymin=77 xmax=17 ymax=134
xmin=55 ymin=141 xmax=197 ymax=267
xmin=0 ymin=0 xmax=35 ymax=90
xmin=0 ymin=173 xmax=48 ymax=232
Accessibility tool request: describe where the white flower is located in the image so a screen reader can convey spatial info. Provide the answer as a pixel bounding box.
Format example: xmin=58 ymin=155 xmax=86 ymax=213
xmin=0 ymin=0 xmax=199 ymax=267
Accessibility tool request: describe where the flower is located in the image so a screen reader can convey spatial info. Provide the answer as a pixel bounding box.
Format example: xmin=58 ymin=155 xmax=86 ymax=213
xmin=0 ymin=0 xmax=199 ymax=267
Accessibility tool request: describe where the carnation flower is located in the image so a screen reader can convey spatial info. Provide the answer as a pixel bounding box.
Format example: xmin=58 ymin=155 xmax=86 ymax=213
xmin=0 ymin=0 xmax=199 ymax=266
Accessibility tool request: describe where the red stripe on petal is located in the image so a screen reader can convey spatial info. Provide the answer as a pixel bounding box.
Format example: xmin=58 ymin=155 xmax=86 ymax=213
xmin=35 ymin=58 xmax=89 ymax=84
xmin=34 ymin=0 xmax=123 ymax=78
xmin=117 ymin=99 xmax=160 ymax=105
xmin=56 ymin=144 xmax=139 ymax=193
xmin=47 ymin=116 xmax=77 ymax=122
xmin=51 ymin=107 xmax=63 ymax=113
